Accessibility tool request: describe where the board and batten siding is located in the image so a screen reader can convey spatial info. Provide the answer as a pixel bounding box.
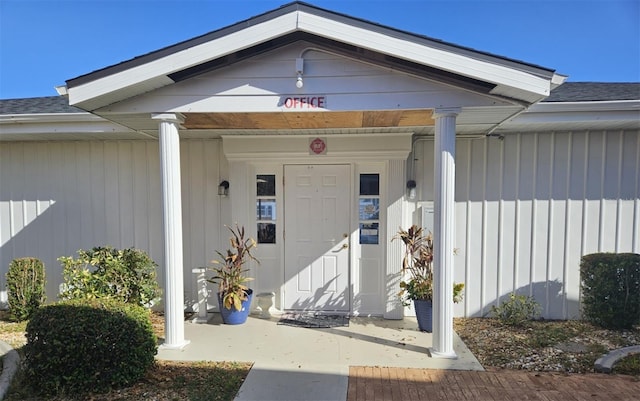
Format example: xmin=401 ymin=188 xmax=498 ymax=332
xmin=0 ymin=139 xmax=226 ymax=308
xmin=414 ymin=130 xmax=640 ymax=319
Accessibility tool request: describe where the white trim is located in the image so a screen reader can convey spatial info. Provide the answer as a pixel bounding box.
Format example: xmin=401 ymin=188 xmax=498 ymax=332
xmin=511 ymin=100 xmax=640 ymax=126
xmin=222 ymin=133 xmax=413 ymax=162
xmin=68 ymin=9 xmax=555 ymax=110
xmin=297 ymin=12 xmax=552 ymax=98
xmin=0 ymin=112 xmax=98 ymax=123
xmin=532 ymin=100 xmax=640 ymax=113
xmin=0 ymin=113 xmax=137 ymax=136
xmin=68 ymin=13 xmax=299 ymax=108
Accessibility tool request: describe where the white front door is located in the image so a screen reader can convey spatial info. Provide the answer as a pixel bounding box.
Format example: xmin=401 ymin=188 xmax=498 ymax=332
xmin=284 ymin=164 xmax=351 ymax=312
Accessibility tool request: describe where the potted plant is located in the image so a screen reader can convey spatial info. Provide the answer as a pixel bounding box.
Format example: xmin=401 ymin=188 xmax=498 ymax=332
xmin=394 ymin=225 xmax=464 ymax=332
xmin=207 ymin=224 xmax=259 ymax=324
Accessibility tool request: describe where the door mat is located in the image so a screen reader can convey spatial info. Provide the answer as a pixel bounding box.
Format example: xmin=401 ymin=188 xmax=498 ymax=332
xmin=278 ymin=313 xmax=349 ymax=328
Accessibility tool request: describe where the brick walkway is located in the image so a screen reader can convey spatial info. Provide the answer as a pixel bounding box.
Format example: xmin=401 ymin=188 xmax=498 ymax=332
xmin=348 ymin=366 xmax=640 ymax=400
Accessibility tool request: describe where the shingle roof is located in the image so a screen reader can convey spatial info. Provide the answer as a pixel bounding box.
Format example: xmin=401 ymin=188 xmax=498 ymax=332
xmin=0 ymin=96 xmax=85 ymax=114
xmin=544 ymin=82 xmax=640 ymax=102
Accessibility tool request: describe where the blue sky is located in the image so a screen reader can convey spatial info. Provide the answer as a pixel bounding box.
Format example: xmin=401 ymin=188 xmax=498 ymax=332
xmin=1 ymin=0 xmax=638 ymax=99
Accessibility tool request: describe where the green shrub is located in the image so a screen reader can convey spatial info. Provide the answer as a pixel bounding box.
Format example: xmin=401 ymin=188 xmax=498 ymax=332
xmin=6 ymin=257 xmax=46 ymax=321
xmin=580 ymin=253 xmax=640 ymax=329
xmin=23 ymin=298 xmax=157 ymax=395
xmin=491 ymin=293 xmax=541 ymax=326
xmin=58 ymin=246 xmax=161 ymax=307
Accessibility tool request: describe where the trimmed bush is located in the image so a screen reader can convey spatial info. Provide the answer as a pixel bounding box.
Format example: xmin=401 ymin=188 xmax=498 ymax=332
xmin=580 ymin=252 xmax=640 ymax=329
xmin=6 ymin=257 xmax=46 ymax=321
xmin=491 ymin=293 xmax=541 ymax=326
xmin=23 ymin=298 xmax=157 ymax=395
xmin=58 ymin=246 xmax=161 ymax=307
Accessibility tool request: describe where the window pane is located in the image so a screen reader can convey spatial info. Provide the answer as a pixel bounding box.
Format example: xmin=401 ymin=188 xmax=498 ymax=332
xmin=360 ymin=174 xmax=379 ymax=195
xmin=256 ymin=199 xmax=276 ymax=221
xmin=359 ymin=198 xmax=379 ymax=220
xmin=360 ymin=222 xmax=379 ymax=244
xmin=257 ymin=175 xmax=276 ymax=196
xmin=257 ymin=223 xmax=276 ymax=244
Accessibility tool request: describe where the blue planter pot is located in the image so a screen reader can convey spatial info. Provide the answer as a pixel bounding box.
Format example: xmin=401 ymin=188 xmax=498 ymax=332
xmin=218 ymin=289 xmax=253 ymax=325
xmin=414 ymin=299 xmax=433 ymax=332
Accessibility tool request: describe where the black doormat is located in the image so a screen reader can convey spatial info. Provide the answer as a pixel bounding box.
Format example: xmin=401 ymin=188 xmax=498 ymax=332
xmin=278 ymin=313 xmax=349 ymax=328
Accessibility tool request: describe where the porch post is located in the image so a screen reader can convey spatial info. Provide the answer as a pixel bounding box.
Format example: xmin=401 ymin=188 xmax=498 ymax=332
xmin=431 ymin=107 xmax=459 ymax=359
xmin=154 ymin=113 xmax=189 ymax=349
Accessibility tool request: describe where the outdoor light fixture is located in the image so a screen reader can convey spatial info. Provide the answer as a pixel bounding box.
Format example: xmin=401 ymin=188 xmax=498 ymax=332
xmin=406 ymin=180 xmax=417 ymax=200
xmin=218 ymin=180 xmax=229 ymax=197
xmin=295 ymin=57 xmax=304 ymax=89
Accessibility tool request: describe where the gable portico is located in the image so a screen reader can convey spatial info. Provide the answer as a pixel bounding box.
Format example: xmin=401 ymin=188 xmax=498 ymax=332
xmin=59 ymin=2 xmax=564 ymax=356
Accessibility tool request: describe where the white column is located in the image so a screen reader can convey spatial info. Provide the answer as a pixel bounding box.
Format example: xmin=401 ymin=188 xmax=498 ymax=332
xmin=431 ymin=107 xmax=460 ymax=359
xmin=154 ymin=113 xmax=189 ymax=349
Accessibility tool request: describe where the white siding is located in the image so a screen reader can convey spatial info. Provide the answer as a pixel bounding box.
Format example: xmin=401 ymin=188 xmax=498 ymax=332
xmin=414 ymin=130 xmax=640 ymax=319
xmin=0 ymin=139 xmax=225 ymax=308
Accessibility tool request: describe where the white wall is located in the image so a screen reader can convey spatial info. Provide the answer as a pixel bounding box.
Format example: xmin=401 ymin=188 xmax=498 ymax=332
xmin=414 ymin=130 xmax=640 ymax=319
xmin=0 ymin=139 xmax=226 ymax=308
xmin=3 ymin=130 xmax=638 ymax=319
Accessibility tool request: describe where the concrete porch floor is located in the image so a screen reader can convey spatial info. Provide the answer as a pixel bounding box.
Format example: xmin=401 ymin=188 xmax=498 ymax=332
xmin=156 ymin=313 xmax=483 ymax=401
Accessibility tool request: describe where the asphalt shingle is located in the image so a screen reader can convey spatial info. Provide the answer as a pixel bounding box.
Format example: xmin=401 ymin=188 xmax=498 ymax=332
xmin=0 ymin=96 xmax=84 ymax=114
xmin=544 ymin=82 xmax=640 ymax=102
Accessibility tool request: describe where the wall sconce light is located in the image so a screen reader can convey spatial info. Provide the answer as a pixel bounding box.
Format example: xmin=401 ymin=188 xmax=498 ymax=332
xmin=295 ymin=57 xmax=304 ymax=89
xmin=406 ymin=180 xmax=417 ymax=200
xmin=218 ymin=180 xmax=229 ymax=197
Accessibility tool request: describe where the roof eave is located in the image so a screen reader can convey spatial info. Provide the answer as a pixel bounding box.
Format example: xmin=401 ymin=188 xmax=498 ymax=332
xmin=67 ymin=4 xmax=559 ymax=111
xmin=499 ymin=99 xmax=640 ymax=131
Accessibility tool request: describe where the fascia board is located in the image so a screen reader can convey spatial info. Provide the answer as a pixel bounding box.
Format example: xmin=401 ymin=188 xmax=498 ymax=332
xmin=297 ymin=11 xmax=552 ymax=99
xmin=512 ymin=100 xmax=640 ymax=124
xmin=67 ymin=8 xmax=554 ymax=110
xmin=68 ymin=13 xmax=300 ymax=108
xmin=0 ymin=113 xmax=136 ymax=135
xmin=530 ymin=100 xmax=640 ymax=113
xmin=0 ymin=112 xmax=103 ymax=123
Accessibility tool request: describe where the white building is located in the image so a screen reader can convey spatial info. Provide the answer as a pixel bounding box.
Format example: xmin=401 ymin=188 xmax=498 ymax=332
xmin=1 ymin=2 xmax=638 ymax=355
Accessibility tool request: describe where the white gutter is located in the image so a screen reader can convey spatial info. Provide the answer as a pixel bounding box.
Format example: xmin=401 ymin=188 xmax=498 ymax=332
xmin=528 ymin=99 xmax=640 ymax=113
xmin=0 ymin=112 xmax=104 ymax=124
xmin=0 ymin=112 xmax=143 ymax=137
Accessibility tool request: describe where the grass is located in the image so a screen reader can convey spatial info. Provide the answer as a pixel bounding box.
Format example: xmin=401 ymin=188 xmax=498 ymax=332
xmin=613 ymin=353 xmax=640 ymax=375
xmin=5 ymin=360 xmax=251 ymax=401
xmin=0 ymin=311 xmax=251 ymax=401
xmin=1 ymin=311 xmax=638 ymax=399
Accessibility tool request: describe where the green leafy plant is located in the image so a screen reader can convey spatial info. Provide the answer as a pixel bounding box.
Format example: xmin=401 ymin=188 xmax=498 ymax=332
xmin=6 ymin=257 xmax=46 ymax=322
xmin=491 ymin=293 xmax=541 ymax=326
xmin=23 ymin=298 xmax=157 ymax=396
xmin=580 ymin=252 xmax=640 ymax=329
xmin=58 ymin=246 xmax=161 ymax=307
xmin=394 ymin=225 xmax=464 ymax=305
xmin=207 ymin=225 xmax=260 ymax=310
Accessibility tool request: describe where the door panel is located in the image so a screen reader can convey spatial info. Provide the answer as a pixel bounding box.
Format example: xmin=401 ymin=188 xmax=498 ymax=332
xmin=284 ymin=164 xmax=350 ymax=311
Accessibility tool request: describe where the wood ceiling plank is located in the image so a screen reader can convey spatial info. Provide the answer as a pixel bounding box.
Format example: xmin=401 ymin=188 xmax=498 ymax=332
xmin=184 ymin=109 xmax=433 ymax=130
xmin=398 ymin=110 xmax=434 ymax=126
xmin=362 ymin=110 xmax=402 ymax=127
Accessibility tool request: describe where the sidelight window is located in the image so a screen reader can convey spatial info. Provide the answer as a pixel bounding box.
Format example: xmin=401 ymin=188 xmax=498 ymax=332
xmin=256 ymin=174 xmax=276 ymax=244
xmin=359 ymin=174 xmax=380 ymax=244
